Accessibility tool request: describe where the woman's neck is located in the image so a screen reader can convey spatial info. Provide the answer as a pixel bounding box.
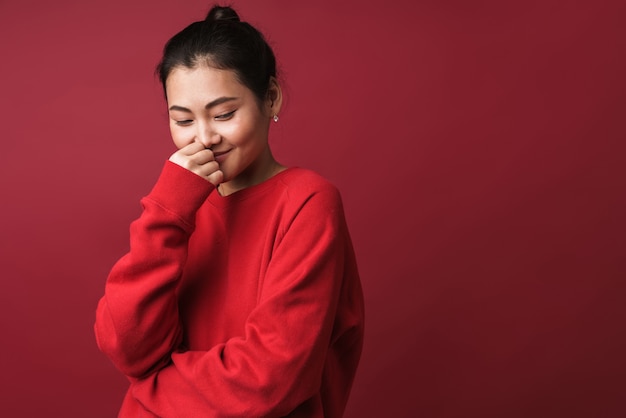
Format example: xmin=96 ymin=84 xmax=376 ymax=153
xmin=218 ymin=148 xmax=286 ymax=196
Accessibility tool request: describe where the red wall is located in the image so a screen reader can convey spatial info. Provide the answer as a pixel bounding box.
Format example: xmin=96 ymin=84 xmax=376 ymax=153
xmin=1 ymin=1 xmax=625 ymax=417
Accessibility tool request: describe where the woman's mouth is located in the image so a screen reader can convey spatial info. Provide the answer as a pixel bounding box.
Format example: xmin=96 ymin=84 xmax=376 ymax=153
xmin=213 ymin=149 xmax=232 ymax=163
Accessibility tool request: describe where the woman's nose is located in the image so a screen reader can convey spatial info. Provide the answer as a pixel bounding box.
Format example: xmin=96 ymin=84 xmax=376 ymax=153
xmin=196 ymin=128 xmax=221 ymax=148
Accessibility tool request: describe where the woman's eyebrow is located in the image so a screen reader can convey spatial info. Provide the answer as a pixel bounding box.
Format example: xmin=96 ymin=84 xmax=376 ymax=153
xmin=168 ymin=97 xmax=238 ymax=113
xmin=205 ymin=96 xmax=237 ymax=109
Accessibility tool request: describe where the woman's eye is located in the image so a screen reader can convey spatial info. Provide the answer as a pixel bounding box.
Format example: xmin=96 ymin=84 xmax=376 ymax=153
xmin=175 ymin=120 xmax=193 ymax=126
xmin=215 ymin=110 xmax=236 ymax=121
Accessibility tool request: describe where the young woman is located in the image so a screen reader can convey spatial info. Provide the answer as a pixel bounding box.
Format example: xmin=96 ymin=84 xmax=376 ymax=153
xmin=95 ymin=5 xmax=364 ymax=417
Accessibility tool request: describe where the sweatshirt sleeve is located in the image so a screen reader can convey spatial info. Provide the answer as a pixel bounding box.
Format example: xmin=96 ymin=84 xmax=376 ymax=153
xmin=128 ymin=184 xmax=351 ymax=417
xmin=94 ymin=161 xmax=214 ymax=378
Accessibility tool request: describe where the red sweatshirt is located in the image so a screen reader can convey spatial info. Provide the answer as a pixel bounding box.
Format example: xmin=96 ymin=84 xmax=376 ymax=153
xmin=95 ymin=162 xmax=364 ymax=417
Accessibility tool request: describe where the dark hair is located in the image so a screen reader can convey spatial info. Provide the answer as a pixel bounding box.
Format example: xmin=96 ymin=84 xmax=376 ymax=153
xmin=156 ymin=5 xmax=277 ymax=103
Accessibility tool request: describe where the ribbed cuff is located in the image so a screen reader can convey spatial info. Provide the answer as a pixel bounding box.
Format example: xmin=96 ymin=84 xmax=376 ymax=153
xmin=145 ymin=161 xmax=215 ymax=224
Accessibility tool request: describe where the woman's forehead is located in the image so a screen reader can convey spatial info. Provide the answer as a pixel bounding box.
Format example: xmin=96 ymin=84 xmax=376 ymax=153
xmin=166 ymin=66 xmax=250 ymax=104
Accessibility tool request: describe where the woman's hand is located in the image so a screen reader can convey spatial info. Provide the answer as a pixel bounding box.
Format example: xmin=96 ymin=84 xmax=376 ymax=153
xmin=169 ymin=142 xmax=224 ymax=186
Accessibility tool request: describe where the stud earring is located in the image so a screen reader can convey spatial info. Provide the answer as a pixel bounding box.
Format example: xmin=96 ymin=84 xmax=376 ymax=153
xmin=273 ymin=115 xmax=279 ymax=123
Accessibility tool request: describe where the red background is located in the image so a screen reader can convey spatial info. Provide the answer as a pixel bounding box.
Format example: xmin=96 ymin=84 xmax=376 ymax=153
xmin=1 ymin=1 xmax=625 ymax=417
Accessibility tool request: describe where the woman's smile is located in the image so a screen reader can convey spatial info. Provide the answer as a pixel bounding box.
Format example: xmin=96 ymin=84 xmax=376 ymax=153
xmin=213 ymin=148 xmax=232 ymax=163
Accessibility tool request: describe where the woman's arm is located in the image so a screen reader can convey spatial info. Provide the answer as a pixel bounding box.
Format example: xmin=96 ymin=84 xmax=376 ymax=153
xmin=94 ymin=161 xmax=214 ymax=378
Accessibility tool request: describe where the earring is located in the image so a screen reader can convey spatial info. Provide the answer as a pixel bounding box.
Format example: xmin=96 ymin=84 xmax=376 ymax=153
xmin=273 ymin=115 xmax=279 ymax=123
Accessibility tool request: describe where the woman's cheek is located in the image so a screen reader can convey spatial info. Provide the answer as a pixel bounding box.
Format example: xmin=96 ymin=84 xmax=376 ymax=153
xmin=170 ymin=127 xmax=193 ymax=149
xmin=218 ymin=121 xmax=240 ymax=143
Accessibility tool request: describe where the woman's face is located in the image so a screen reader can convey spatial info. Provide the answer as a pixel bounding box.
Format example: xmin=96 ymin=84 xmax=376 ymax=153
xmin=165 ymin=65 xmax=278 ymax=190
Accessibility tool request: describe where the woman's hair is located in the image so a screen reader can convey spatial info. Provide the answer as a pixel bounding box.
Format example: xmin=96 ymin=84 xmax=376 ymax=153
xmin=156 ymin=5 xmax=277 ymax=103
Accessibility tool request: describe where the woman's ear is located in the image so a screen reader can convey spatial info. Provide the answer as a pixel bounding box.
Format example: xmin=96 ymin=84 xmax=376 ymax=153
xmin=266 ymin=76 xmax=283 ymax=118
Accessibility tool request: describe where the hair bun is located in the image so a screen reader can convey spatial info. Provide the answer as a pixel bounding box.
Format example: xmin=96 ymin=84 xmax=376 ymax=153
xmin=205 ymin=6 xmax=240 ymax=22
